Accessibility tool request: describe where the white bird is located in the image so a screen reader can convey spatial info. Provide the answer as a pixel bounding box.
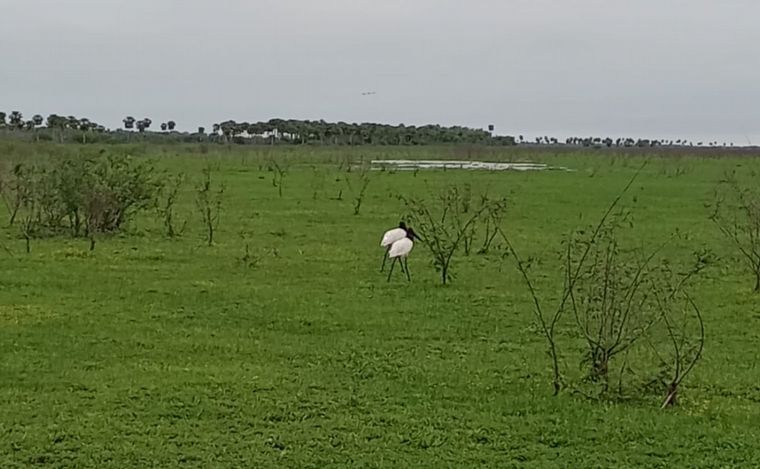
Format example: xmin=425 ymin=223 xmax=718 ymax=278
xmin=380 ymin=221 xmax=407 ymax=272
xmin=386 ymin=227 xmax=417 ymax=282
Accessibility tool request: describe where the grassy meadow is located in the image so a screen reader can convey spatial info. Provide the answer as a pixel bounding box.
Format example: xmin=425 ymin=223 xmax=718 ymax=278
xmin=1 ymin=143 xmax=760 ymax=467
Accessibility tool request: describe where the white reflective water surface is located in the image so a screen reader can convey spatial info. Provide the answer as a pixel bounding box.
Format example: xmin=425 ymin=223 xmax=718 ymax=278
xmin=370 ymin=160 xmax=572 ymax=171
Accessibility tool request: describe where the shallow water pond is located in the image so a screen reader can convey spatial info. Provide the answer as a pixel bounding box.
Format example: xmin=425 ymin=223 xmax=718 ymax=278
xmin=370 ymin=159 xmax=571 ymax=171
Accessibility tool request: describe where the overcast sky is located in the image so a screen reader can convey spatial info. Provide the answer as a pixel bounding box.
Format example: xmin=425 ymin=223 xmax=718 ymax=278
xmin=2 ymin=0 xmax=759 ymax=143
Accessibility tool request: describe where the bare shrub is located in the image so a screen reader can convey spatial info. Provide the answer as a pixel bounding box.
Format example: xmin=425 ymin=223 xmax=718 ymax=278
xmin=499 ymin=164 xmax=645 ymax=395
xmin=477 ymin=194 xmax=508 ymax=254
xmin=239 ymin=243 xmax=259 ymax=268
xmin=710 ymin=171 xmax=760 ymax=291
xmin=453 ymin=184 xmax=475 ymax=255
xmin=345 ymin=162 xmax=372 ymax=215
xmin=646 ymin=252 xmax=711 ymax=408
xmin=157 ymin=173 xmax=187 ymax=238
xmin=0 ymin=163 xmax=31 ymax=226
xmin=567 ymin=215 xmax=667 ymax=392
xmin=309 ymin=166 xmax=326 ymax=200
xmin=501 ymin=162 xmax=709 ymax=405
xmin=196 ymin=166 xmax=224 ymax=246
xmin=402 ymin=185 xmax=502 ymax=285
xmin=17 ymin=169 xmax=41 ymax=253
xmin=659 ymin=295 xmax=704 ymax=408
xmin=269 ymin=158 xmax=287 ymax=198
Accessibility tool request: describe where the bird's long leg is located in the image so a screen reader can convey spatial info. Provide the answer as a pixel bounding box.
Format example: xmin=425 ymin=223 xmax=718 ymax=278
xmin=404 ymin=257 xmax=411 ymax=281
xmin=380 ymin=247 xmax=389 ymax=272
xmin=387 ymin=257 xmax=396 ymax=282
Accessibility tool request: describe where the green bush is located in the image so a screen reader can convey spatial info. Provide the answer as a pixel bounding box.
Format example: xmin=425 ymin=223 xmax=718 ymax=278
xmin=5 ymin=152 xmax=162 ymax=238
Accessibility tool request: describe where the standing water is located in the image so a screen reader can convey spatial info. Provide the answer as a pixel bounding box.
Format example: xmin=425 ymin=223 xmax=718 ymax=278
xmin=370 ymin=160 xmax=571 ymax=171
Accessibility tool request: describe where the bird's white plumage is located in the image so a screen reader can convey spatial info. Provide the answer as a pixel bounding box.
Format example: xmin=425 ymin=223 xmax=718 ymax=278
xmin=381 ymin=228 xmax=406 ymax=247
xmin=388 ymin=238 xmax=413 ymax=258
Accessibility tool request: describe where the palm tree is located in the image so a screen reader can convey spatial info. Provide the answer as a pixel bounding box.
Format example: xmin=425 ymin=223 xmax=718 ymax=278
xmin=167 ymin=121 xmax=176 ymax=131
xmin=9 ymin=111 xmax=23 ymax=128
xmin=160 ymin=122 xmax=168 ymax=132
xmin=76 ymin=118 xmax=93 ymax=143
xmin=135 ymin=118 xmax=152 ymax=133
xmin=25 ymin=114 xmax=45 ymax=141
xmin=123 ymin=116 xmax=136 ymax=130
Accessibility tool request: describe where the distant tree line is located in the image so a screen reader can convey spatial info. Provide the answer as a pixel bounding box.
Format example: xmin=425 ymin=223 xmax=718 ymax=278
xmin=206 ymin=119 xmax=519 ymax=146
xmin=0 ymin=110 xmax=737 ymax=147
xmin=0 ymin=111 xmax=515 ymax=146
xmin=522 ymin=135 xmax=734 ymax=148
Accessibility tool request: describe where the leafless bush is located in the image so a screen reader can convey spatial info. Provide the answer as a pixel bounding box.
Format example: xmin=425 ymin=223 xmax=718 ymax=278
xmin=196 ymin=166 xmax=224 ymax=246
xmin=501 ymin=162 xmax=709 ymax=405
xmin=345 ymin=163 xmax=372 ymax=215
xmin=499 ymin=164 xmax=645 ymax=395
xmin=402 ymin=185 xmax=502 ymax=284
xmin=309 ymin=166 xmax=326 ymax=200
xmin=239 ymin=243 xmax=259 ymax=269
xmin=477 ymin=194 xmax=508 ymax=254
xmin=710 ymin=171 xmax=760 ymax=291
xmin=453 ymin=184 xmax=475 ymax=255
xmin=567 ymin=215 xmax=667 ymax=391
xmin=17 ymin=171 xmax=40 ymax=253
xmin=269 ymin=158 xmax=288 ymax=198
xmin=644 ymin=251 xmax=710 ymax=408
xmin=157 ymin=173 xmax=187 ymax=238
xmin=0 ymin=163 xmax=30 ymax=226
xmin=658 ymin=294 xmax=704 ymax=408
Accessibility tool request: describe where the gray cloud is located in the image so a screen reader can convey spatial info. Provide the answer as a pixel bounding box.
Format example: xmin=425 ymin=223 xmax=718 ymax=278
xmin=2 ymin=0 xmax=758 ymax=143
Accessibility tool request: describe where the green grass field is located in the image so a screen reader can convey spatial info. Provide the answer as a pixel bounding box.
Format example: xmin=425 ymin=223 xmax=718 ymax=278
xmin=1 ymin=144 xmax=760 ymax=467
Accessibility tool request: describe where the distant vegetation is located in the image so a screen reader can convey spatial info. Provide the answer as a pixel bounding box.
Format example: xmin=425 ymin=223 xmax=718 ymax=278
xmin=0 ymin=110 xmax=740 ymax=148
xmin=0 ymin=111 xmax=512 ymax=146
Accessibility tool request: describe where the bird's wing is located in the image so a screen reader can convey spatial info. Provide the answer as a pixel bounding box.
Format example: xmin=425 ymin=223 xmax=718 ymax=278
xmin=388 ymin=238 xmax=413 ymax=257
xmin=381 ymin=228 xmax=406 ymax=247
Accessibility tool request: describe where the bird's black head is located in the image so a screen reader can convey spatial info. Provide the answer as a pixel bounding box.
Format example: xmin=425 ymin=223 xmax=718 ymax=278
xmin=406 ymin=227 xmax=417 ymax=240
xmin=399 ymin=221 xmax=407 ymax=229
